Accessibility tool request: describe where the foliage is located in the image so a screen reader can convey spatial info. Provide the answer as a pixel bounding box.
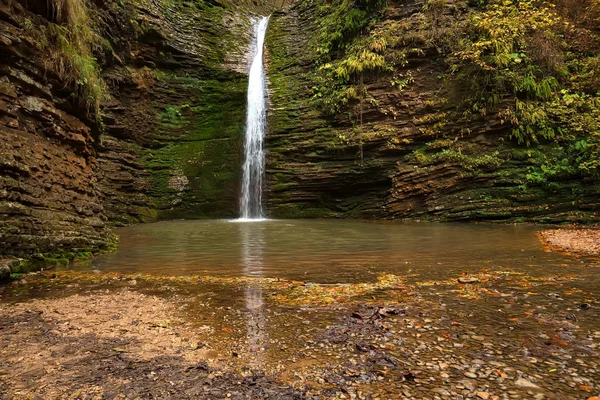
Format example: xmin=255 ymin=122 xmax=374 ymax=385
xmin=21 ymin=0 xmax=108 ymax=114
xmin=448 ymin=0 xmax=565 ymax=142
xmin=310 ymin=0 xmax=387 ymax=61
xmin=445 ymin=0 xmax=600 ymax=174
xmin=553 ymin=0 xmax=600 ymax=32
xmin=309 ymin=1 xmax=399 ymax=116
xmin=305 ymin=0 xmax=600 ymax=176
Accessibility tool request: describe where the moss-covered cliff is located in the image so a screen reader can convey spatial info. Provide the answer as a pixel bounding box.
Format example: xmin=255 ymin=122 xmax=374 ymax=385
xmin=97 ymin=0 xmax=255 ymax=223
xmin=265 ymin=0 xmax=600 ymax=222
xmin=0 ymin=0 xmax=280 ymax=263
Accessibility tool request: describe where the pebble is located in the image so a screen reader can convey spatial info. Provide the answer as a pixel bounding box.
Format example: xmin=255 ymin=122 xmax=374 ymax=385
xmin=514 ymin=377 xmax=540 ymax=389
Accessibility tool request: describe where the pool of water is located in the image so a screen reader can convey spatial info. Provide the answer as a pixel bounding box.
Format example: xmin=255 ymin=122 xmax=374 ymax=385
xmin=76 ymin=220 xmax=591 ymax=283
xmin=5 ymin=219 xmax=600 ymax=399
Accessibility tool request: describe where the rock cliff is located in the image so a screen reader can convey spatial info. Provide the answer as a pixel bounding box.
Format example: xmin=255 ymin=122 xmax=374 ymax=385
xmin=1 ymin=0 xmax=598 ymax=268
xmin=265 ymin=0 xmax=600 ymax=222
xmin=1 ymin=2 xmax=112 ymax=262
xmin=0 ymin=0 xmax=278 ymax=265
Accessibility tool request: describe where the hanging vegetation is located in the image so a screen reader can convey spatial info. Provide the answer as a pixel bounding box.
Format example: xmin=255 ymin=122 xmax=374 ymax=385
xmin=21 ymin=0 xmax=108 ymax=115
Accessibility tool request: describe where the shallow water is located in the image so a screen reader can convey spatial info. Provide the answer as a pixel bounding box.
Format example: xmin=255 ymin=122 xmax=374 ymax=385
xmin=79 ymin=220 xmax=593 ymax=283
xmin=4 ymin=220 xmax=600 ymax=399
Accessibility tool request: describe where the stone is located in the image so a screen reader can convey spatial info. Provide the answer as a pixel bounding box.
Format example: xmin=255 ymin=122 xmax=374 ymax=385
xmin=0 ymin=260 xmax=11 ymax=280
xmin=514 ymin=377 xmax=540 ymax=389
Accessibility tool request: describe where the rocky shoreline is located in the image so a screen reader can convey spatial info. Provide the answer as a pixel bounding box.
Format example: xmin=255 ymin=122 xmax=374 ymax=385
xmin=1 ymin=268 xmax=598 ymax=399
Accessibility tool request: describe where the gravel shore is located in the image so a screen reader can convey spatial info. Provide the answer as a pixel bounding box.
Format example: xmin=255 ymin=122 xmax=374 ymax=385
xmin=538 ymin=229 xmax=600 ymax=256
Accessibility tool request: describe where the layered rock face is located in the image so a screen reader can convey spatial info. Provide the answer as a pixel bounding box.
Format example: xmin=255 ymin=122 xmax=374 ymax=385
xmin=0 ymin=0 xmax=279 ymax=261
xmin=1 ymin=0 xmax=598 ymax=265
xmin=265 ymin=1 xmax=600 ymax=222
xmin=97 ymin=0 xmax=255 ymax=223
xmin=0 ymin=3 xmax=112 ymax=259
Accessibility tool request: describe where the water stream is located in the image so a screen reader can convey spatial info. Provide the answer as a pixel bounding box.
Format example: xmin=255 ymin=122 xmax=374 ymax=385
xmin=240 ymin=16 xmax=270 ymax=220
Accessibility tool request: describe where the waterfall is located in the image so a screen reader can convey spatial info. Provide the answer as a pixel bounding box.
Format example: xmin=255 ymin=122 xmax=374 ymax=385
xmin=240 ymin=16 xmax=270 ymax=221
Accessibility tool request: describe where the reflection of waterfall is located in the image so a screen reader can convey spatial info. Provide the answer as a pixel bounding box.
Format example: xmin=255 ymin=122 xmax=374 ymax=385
xmin=240 ymin=16 xmax=270 ymax=220
xmin=239 ymin=222 xmax=267 ymax=363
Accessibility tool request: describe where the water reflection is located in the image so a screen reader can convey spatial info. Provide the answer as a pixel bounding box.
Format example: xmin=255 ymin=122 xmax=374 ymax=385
xmin=239 ymin=222 xmax=268 ymax=365
xmin=84 ymin=220 xmax=590 ymax=284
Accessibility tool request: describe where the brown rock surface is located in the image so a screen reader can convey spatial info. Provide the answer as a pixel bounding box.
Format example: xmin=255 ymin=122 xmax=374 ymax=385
xmin=0 ymin=0 xmax=268 ymax=259
xmin=264 ymin=3 xmax=600 ymax=222
xmin=0 ymin=3 xmax=112 ymax=256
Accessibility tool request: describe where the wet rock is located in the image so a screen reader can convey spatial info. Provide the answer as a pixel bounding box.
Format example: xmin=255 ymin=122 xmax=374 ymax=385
xmin=432 ymin=387 xmax=451 ymax=396
xmin=0 ymin=260 xmax=11 ymax=280
xmin=514 ymin=377 xmax=541 ymax=389
xmin=351 ymin=312 xmax=364 ymax=320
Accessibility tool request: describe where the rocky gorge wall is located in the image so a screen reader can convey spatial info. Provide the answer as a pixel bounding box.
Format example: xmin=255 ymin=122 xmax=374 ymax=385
xmin=0 ymin=0 xmax=280 ymax=266
xmin=97 ymin=0 xmax=256 ymax=224
xmin=1 ymin=0 xmax=599 ymax=270
xmin=265 ymin=0 xmax=600 ymax=222
xmin=1 ymin=2 xmax=113 ymax=266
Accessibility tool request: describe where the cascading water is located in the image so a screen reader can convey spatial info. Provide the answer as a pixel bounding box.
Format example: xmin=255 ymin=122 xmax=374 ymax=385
xmin=239 ymin=16 xmax=270 ymax=221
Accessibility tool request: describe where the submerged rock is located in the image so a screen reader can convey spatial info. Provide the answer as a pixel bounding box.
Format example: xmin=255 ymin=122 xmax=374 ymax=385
xmin=0 ymin=260 xmax=11 ymax=281
xmin=458 ymin=277 xmax=479 ymax=284
xmin=514 ymin=377 xmax=541 ymax=389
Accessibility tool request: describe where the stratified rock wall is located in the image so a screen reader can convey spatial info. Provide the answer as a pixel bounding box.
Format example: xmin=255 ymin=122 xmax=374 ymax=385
xmin=97 ymin=0 xmax=254 ymax=223
xmin=0 ymin=0 xmax=279 ymax=260
xmin=1 ymin=0 xmax=598 ymax=264
xmin=0 ymin=3 xmax=112 ymax=258
xmin=265 ymin=3 xmax=600 ymax=222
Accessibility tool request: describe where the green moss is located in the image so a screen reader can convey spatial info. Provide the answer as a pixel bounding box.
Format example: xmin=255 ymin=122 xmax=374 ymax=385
xmin=14 ymin=257 xmax=66 ymax=273
xmin=100 ymin=233 xmax=119 ymax=252
xmin=270 ymin=203 xmax=338 ymax=219
xmin=143 ymin=71 xmax=247 ymax=219
xmin=412 ymin=148 xmax=504 ymax=171
xmin=75 ymin=251 xmax=93 ymax=259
